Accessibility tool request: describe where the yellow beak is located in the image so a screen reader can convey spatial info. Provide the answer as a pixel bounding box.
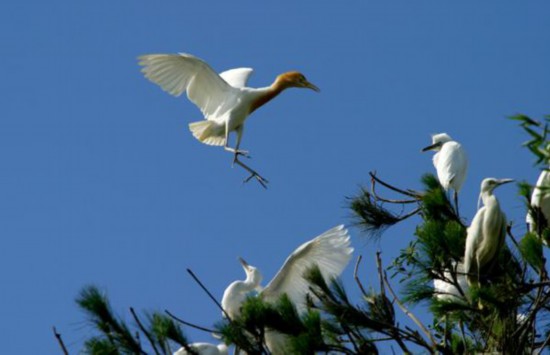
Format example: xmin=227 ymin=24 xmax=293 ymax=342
xmin=303 ymin=81 xmax=320 ymax=92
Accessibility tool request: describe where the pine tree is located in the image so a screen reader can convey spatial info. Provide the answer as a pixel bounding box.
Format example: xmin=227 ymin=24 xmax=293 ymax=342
xmin=56 ymin=115 xmax=550 ymax=354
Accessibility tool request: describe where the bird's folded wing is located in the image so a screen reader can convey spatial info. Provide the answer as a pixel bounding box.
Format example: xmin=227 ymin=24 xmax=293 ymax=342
xmin=219 ymin=68 xmax=254 ymax=88
xmin=438 ymin=142 xmax=467 ymax=187
xmin=464 ymin=207 xmax=486 ymax=275
xmin=262 ymin=225 xmax=353 ymax=311
xmin=528 ymin=170 xmax=550 ymax=224
xmin=138 ymin=53 xmax=237 ymax=119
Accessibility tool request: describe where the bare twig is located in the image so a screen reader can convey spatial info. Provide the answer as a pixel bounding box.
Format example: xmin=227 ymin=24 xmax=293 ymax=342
xmin=370 ymin=174 xmax=418 ymax=204
xmin=375 ymin=252 xmax=386 ymax=297
xmin=382 ymin=270 xmax=438 ymax=349
xmin=354 ymin=255 xmax=369 ymax=298
xmin=187 ymin=269 xmax=232 ymax=320
xmin=539 ymin=331 xmax=550 ymax=354
xmin=376 ymin=252 xmax=411 ymax=354
xmin=394 ymin=207 xmax=422 ymax=223
xmin=53 ymin=327 xmax=69 ymax=355
xmin=129 ymin=307 xmax=160 ymax=355
xmin=506 ymin=224 xmax=522 ymax=252
xmin=369 ymin=172 xmax=421 ymax=199
xmin=164 ymin=310 xmax=220 ymax=334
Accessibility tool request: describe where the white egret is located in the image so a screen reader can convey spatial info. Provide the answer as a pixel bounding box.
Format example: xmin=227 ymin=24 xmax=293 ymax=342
xmin=422 ymin=133 xmax=468 ymax=216
xmin=138 ymin=53 xmax=319 ymax=186
xmin=464 ymin=178 xmax=513 ymax=286
xmin=526 ymin=167 xmax=550 ymax=243
xmin=173 ymin=343 xmax=228 ymax=355
xmin=221 ymin=225 xmax=353 ymax=354
xmin=433 ymin=262 xmax=468 ymax=302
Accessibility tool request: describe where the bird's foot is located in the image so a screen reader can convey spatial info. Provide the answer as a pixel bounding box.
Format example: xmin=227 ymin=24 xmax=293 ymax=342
xmin=232 ymin=151 xmax=251 ymax=167
xmin=225 ymin=147 xmax=250 ymax=158
xmin=235 ymin=149 xmax=250 ymax=158
xmin=233 ymin=156 xmax=269 ymax=189
xmin=243 ymin=172 xmax=269 ymax=189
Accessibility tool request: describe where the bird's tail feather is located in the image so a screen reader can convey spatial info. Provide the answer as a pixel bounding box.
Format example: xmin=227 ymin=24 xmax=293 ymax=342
xmin=188 ymin=120 xmax=225 ymax=146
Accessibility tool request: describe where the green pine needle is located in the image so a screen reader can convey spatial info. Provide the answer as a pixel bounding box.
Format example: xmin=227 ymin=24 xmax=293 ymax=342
xmin=349 ymin=187 xmax=404 ymax=237
xmin=76 ymin=285 xmax=143 ymax=354
xmin=148 ymin=312 xmax=189 ymax=350
xmin=519 ymin=233 xmax=544 ymax=272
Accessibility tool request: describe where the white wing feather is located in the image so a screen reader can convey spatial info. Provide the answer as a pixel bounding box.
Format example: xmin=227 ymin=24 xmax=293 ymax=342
xmin=219 ymin=68 xmax=254 ymax=88
xmin=173 ymin=343 xmax=227 ymax=355
xmin=138 ymin=53 xmax=239 ymax=120
xmin=435 ymin=141 xmax=468 ymax=192
xmin=464 ymin=207 xmax=486 ymax=277
xmin=262 ymin=225 xmax=353 ymax=311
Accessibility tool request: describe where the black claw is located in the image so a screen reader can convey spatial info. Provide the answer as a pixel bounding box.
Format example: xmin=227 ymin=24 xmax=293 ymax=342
xmin=243 ymin=173 xmax=268 ymax=189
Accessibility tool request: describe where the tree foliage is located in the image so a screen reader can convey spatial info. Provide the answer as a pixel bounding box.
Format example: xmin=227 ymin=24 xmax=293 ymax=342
xmin=57 ymin=115 xmax=550 ymax=354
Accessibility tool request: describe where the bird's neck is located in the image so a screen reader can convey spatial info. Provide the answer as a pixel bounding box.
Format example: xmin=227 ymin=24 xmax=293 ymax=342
xmin=249 ymin=81 xmax=288 ymax=114
xmin=244 ymin=273 xmax=261 ymax=290
xmin=481 ymin=192 xmax=498 ymax=208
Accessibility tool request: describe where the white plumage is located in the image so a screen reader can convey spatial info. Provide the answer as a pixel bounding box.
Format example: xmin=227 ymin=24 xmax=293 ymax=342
xmin=173 ymin=343 xmax=228 ymax=355
xmin=423 ymin=133 xmax=468 ymax=215
xmin=221 ymin=225 xmax=353 ymax=354
xmin=526 ymin=168 xmax=550 ymax=241
xmin=433 ymin=262 xmax=468 ymax=302
xmin=138 ymin=53 xmax=318 ymax=155
xmin=464 ymin=178 xmax=513 ymax=286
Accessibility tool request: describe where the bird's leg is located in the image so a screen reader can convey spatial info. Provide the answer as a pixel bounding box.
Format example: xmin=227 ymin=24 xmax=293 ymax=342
xmin=234 ymin=125 xmax=249 ymax=157
xmin=233 ymin=155 xmax=268 ymax=189
xmin=224 ymin=125 xmax=250 ymax=164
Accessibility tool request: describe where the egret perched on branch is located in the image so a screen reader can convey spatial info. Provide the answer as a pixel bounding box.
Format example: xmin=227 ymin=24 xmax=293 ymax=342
xmin=464 ymin=178 xmax=513 ymax=286
xmin=138 ymin=53 xmax=319 ymax=187
xmin=221 ymin=225 xmax=353 ymax=353
xmin=173 ymin=343 xmax=227 ymax=355
xmin=526 ymin=167 xmax=550 ymax=244
xmin=422 ymin=133 xmax=468 ymax=217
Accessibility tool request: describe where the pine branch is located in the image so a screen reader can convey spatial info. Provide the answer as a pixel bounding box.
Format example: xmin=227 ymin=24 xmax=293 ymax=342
xmin=369 ymin=171 xmax=422 ymax=199
xmin=130 ymin=307 xmax=160 ymax=355
xmin=187 ymin=269 xmax=231 ymax=320
xmin=52 ymin=326 xmax=69 ymax=355
xmin=382 ymin=267 xmax=437 ymax=351
xmin=353 ymin=255 xmax=369 ymax=298
xmin=164 ymin=310 xmax=219 ymax=334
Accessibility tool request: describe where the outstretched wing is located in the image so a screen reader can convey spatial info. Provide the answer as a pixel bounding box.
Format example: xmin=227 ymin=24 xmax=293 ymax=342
xmin=138 ymin=53 xmax=239 ymax=119
xmin=262 ymin=225 xmax=353 ymax=311
xmin=219 ymin=68 xmax=254 ymax=88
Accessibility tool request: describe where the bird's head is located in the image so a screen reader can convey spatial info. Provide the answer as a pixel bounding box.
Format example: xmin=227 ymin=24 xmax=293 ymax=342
xmin=276 ymin=71 xmax=320 ymax=92
xmin=422 ymin=133 xmax=453 ymax=152
xmin=480 ymin=177 xmax=514 ymax=195
xmin=239 ymin=257 xmax=263 ymax=289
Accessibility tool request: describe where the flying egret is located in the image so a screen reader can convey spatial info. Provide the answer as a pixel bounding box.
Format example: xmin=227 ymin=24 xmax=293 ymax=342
xmin=422 ymin=133 xmax=468 ymax=217
xmin=173 ymin=343 xmax=228 ymax=355
xmin=464 ymin=178 xmax=513 ymax=286
xmin=138 ymin=53 xmax=319 ymax=187
xmin=221 ymin=225 xmax=353 ymax=354
xmin=433 ymin=262 xmax=468 ymax=302
xmin=526 ymin=167 xmax=550 ymax=244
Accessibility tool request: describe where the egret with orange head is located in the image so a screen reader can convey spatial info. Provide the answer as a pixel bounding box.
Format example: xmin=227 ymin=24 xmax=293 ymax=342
xmin=138 ymin=53 xmax=319 ymax=187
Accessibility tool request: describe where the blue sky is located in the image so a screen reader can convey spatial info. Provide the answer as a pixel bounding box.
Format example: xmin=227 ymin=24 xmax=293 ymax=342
xmin=2 ymin=1 xmax=550 ymax=353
